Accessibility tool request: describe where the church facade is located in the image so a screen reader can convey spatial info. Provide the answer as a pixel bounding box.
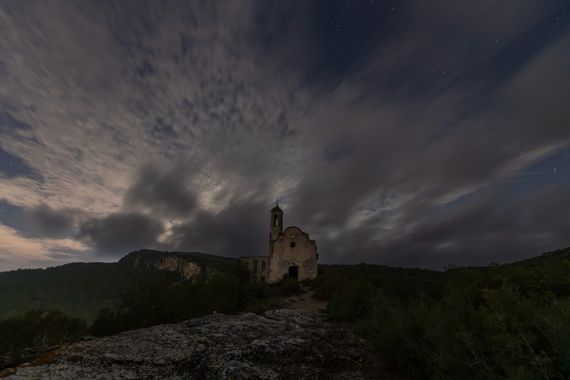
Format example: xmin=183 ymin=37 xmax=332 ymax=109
xmin=239 ymin=204 xmax=318 ymax=283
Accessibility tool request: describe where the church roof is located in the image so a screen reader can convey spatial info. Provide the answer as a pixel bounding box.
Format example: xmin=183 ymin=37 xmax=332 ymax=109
xmin=271 ymin=202 xmax=282 ymax=212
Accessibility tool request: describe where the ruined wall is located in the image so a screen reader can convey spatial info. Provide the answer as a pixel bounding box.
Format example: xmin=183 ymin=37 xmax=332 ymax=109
xmin=239 ymin=256 xmax=269 ymax=282
xmin=268 ymin=226 xmax=317 ymax=283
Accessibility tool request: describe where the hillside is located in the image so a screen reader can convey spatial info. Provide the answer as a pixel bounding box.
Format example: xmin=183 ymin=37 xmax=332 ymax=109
xmin=0 ymin=250 xmax=238 ymax=321
xmin=2 ymin=247 xmax=570 ymax=378
xmin=313 ymin=247 xmax=570 ymax=379
xmin=2 ymin=247 xmax=569 ymax=322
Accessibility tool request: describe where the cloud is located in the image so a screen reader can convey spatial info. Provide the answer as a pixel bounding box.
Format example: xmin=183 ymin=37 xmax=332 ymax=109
xmin=167 ymin=198 xmax=268 ymax=257
xmin=124 ymin=164 xmax=197 ymax=218
xmin=0 ymin=147 xmax=40 ymax=179
xmin=22 ymin=204 xmax=77 ymax=238
xmin=78 ymin=212 xmax=165 ymax=256
xmin=0 ymin=223 xmax=88 ymax=271
xmin=372 ymin=184 xmax=570 ymax=268
xmin=0 ymin=1 xmax=568 ymax=270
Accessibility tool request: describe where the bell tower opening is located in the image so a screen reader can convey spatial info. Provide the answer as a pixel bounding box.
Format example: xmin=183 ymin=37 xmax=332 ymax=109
xmin=269 ymin=202 xmax=283 ymax=241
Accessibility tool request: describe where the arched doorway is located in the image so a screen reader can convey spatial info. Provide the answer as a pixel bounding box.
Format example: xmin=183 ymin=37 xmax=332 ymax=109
xmin=288 ymin=265 xmax=299 ymax=280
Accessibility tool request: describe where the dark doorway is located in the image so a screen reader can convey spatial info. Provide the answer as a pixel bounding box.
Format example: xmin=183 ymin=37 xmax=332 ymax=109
xmin=288 ymin=265 xmax=299 ymax=280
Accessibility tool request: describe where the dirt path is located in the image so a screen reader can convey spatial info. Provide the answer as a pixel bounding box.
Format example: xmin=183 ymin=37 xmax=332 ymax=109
xmin=280 ymin=285 xmax=327 ymax=311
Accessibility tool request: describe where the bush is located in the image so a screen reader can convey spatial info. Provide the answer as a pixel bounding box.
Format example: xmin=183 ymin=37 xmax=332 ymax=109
xmin=88 ymin=308 xmax=128 ymax=337
xmin=0 ymin=310 xmax=86 ymax=369
xmin=271 ymin=277 xmax=301 ymax=296
xmin=314 ymin=249 xmax=570 ymax=379
xmin=89 ymin=272 xmax=271 ymax=336
xmin=328 ymin=280 xmax=374 ymax=321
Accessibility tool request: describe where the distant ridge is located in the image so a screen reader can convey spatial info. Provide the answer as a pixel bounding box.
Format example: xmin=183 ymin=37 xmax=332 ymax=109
xmin=1 ymin=247 xmax=569 ymax=321
xmin=119 ymin=249 xmax=236 ymax=266
xmin=0 ymin=249 xmax=239 ymax=321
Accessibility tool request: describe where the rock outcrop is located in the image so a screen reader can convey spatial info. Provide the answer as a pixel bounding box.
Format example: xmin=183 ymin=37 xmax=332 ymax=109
xmin=133 ymin=255 xmax=202 ymax=280
xmin=119 ymin=249 xmax=236 ymax=283
xmin=8 ymin=310 xmax=376 ymax=379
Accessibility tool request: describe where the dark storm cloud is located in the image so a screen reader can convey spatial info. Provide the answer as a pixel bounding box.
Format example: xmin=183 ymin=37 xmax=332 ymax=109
xmin=293 ymin=180 xmax=570 ymax=269
xmin=168 ymin=198 xmax=268 ymax=258
xmin=65 ymin=0 xmax=570 ymax=265
xmin=284 ymin=63 xmax=570 ymax=267
xmin=79 ymin=212 xmax=164 ymax=256
xmin=24 ymin=204 xmax=76 ymax=238
xmin=0 ymin=0 xmax=568 ymax=270
xmin=371 ymin=184 xmax=570 ymax=268
xmin=124 ymin=164 xmax=197 ymax=218
xmin=125 ymin=162 xmax=275 ymax=258
xmin=0 ymin=202 xmax=79 ymax=239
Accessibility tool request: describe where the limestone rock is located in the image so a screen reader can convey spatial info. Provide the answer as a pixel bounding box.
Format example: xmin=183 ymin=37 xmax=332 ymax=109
xmin=134 ymin=255 xmax=202 ymax=280
xmin=9 ymin=310 xmax=376 ymax=379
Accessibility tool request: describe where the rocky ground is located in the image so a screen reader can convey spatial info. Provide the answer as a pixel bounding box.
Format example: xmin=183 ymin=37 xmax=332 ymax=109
xmin=3 ymin=309 xmax=383 ymax=379
xmin=279 ymin=285 xmax=328 ymax=312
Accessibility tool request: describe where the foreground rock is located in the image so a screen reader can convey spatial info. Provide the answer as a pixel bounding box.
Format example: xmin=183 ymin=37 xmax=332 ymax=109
xmin=9 ymin=309 xmax=377 ymax=379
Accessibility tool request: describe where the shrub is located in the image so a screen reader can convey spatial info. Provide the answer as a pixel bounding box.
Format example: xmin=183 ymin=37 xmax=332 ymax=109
xmin=0 ymin=310 xmax=86 ymax=369
xmin=327 ymin=280 xmax=374 ymax=321
xmin=315 ymin=251 xmax=570 ymax=379
xmin=89 ymin=272 xmax=268 ymax=336
xmin=272 ymin=277 xmax=301 ymax=296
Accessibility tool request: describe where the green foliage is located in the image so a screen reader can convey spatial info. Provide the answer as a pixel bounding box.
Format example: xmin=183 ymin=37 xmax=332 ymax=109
xmin=272 ymin=277 xmax=301 ymax=296
xmin=328 ymin=280 xmax=374 ymax=321
xmin=89 ymin=272 xmax=273 ymax=336
xmin=0 ymin=263 xmax=121 ymax=322
xmin=0 ymin=310 xmax=86 ymax=368
xmin=89 ymin=270 xmax=308 ymax=337
xmin=5 ymin=248 xmax=570 ymax=377
xmin=314 ymin=248 xmax=570 ymax=379
xmin=88 ymin=308 xmax=128 ymax=337
xmin=0 ymin=250 xmax=239 ymax=322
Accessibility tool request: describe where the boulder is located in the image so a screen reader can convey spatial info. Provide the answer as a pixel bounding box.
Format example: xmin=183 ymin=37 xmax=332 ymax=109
xmin=9 ymin=309 xmax=376 ymax=379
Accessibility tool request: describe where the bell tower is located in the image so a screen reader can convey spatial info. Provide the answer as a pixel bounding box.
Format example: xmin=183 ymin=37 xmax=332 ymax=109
xmin=269 ymin=202 xmax=283 ymax=242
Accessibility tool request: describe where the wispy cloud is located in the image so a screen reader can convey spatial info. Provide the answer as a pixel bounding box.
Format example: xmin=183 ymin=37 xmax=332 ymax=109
xmin=0 ymin=223 xmax=88 ymax=271
xmin=0 ymin=1 xmax=568 ymax=270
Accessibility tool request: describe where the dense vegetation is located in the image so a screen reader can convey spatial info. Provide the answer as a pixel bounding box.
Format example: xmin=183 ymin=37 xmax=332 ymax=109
xmin=3 ymin=247 xmax=570 ymax=378
xmin=0 ymin=256 xmax=300 ymax=369
xmin=88 ymin=268 xmax=299 ymax=336
xmin=0 ymin=262 xmax=120 ymax=322
xmin=314 ymin=247 xmax=570 ymax=379
xmin=0 ymin=250 xmax=237 ymax=321
xmin=0 ymin=310 xmax=86 ymax=369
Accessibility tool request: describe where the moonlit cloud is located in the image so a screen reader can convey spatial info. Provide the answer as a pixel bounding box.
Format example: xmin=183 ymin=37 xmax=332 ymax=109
xmin=0 ymin=1 xmax=568 ymax=270
xmin=0 ymin=224 xmax=88 ymax=271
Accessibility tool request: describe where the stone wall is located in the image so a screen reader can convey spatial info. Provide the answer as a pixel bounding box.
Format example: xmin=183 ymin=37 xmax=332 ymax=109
xmin=239 ymin=256 xmax=269 ymax=282
xmin=268 ymin=226 xmax=317 ymax=283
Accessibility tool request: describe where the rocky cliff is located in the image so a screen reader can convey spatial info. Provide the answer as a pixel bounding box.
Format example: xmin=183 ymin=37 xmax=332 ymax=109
xmin=133 ymin=254 xmax=202 ymax=280
xmin=7 ymin=310 xmax=377 ymax=379
xmin=119 ymin=249 xmax=238 ymax=282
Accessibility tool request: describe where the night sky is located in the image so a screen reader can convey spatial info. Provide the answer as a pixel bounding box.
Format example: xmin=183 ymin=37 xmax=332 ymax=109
xmin=0 ymin=0 xmax=569 ymax=271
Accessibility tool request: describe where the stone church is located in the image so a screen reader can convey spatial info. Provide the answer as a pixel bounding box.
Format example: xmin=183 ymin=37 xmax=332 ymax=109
xmin=240 ymin=204 xmax=318 ymax=283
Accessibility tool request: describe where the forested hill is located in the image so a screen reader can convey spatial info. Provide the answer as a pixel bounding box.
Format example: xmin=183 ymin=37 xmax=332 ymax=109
xmin=2 ymin=246 xmax=569 ymax=323
xmin=314 ymin=247 xmax=570 ymax=379
xmin=1 ymin=247 xmax=570 ymax=377
xmin=0 ymin=250 xmax=238 ymax=321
